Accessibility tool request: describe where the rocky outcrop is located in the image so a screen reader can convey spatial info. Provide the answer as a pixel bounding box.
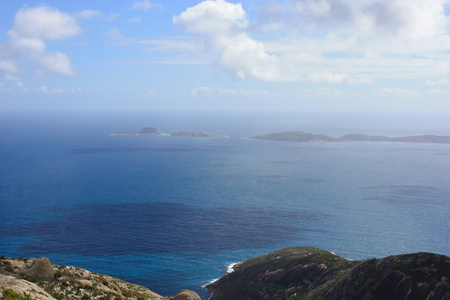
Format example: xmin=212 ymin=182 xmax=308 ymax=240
xmin=174 ymin=289 xmax=201 ymax=300
xmin=0 ymin=256 xmax=168 ymax=299
xmin=206 ymin=247 xmax=450 ymax=300
xmin=23 ymin=257 xmax=54 ymax=280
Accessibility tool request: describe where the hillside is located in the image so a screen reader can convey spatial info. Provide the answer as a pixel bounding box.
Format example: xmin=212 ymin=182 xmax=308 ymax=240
xmin=206 ymin=247 xmax=450 ymax=300
xmin=0 ymin=256 xmax=200 ymax=300
xmin=3 ymin=248 xmax=449 ymax=300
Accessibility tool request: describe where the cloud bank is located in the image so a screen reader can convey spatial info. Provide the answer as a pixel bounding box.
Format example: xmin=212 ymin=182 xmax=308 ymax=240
xmin=174 ymin=0 xmax=450 ymax=83
xmin=0 ymin=5 xmax=80 ymax=82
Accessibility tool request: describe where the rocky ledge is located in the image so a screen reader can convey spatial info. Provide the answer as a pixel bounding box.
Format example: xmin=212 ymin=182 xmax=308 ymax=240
xmin=206 ymin=247 xmax=450 ymax=300
xmin=0 ymin=256 xmax=200 ymax=300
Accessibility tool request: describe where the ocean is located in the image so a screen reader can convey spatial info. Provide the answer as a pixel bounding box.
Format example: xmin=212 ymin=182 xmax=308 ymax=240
xmin=1 ymin=110 xmax=449 ymax=299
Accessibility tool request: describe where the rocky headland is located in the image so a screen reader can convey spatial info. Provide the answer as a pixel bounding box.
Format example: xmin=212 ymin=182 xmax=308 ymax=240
xmin=2 ymin=248 xmax=449 ymax=300
xmin=0 ymin=256 xmax=200 ymax=300
xmin=251 ymin=131 xmax=450 ymax=143
xmin=206 ymin=247 xmax=450 ymax=300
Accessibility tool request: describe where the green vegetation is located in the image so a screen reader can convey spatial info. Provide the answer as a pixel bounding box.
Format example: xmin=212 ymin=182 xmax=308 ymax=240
xmin=1 ymin=289 xmax=35 ymax=300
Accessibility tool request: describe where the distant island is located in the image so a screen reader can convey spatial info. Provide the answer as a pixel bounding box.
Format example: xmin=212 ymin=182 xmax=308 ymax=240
xmin=112 ymin=127 xmax=228 ymax=138
xmin=171 ymin=131 xmax=228 ymax=138
xmin=113 ymin=127 xmax=166 ymax=136
xmin=251 ymin=131 xmax=450 ymax=144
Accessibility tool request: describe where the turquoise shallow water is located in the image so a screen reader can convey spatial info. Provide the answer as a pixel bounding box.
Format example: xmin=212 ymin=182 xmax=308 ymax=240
xmin=1 ymin=111 xmax=449 ymax=298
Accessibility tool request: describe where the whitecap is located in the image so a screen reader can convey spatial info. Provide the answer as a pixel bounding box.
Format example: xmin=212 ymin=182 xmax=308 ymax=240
xmin=202 ymin=278 xmax=219 ymax=288
xmin=227 ymin=262 xmax=239 ymax=273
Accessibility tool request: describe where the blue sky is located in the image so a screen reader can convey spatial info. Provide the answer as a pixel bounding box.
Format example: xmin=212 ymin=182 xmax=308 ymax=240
xmin=1 ymin=0 xmax=449 ymax=113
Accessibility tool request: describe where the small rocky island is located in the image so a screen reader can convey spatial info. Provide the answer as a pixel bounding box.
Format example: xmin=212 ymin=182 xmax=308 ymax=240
xmin=251 ymin=131 xmax=450 ymax=144
xmin=113 ymin=127 xmax=228 ymax=138
xmin=113 ymin=127 xmax=165 ymax=136
xmin=171 ymin=131 xmax=228 ymax=138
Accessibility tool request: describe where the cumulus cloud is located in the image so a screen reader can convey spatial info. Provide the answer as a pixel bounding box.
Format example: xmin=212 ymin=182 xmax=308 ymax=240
xmin=131 ymin=0 xmax=162 ymax=11
xmin=174 ymin=0 xmax=450 ymax=83
xmin=0 ymin=5 xmax=80 ymax=81
xmin=174 ymin=0 xmax=282 ymax=81
xmin=74 ymin=9 xmax=105 ymax=20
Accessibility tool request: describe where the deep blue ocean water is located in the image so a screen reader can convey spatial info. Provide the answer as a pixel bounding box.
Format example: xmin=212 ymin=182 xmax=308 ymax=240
xmin=1 ymin=110 xmax=449 ymax=299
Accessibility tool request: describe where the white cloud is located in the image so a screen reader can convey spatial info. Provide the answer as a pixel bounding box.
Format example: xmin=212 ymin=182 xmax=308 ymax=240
xmin=174 ymin=0 xmax=282 ymax=81
xmin=128 ymin=17 xmax=142 ymax=23
xmin=37 ymin=86 xmax=49 ymax=93
xmin=296 ymin=87 xmax=346 ymax=98
xmin=191 ymin=86 xmax=212 ymax=96
xmin=132 ymin=0 xmax=162 ymax=11
xmin=74 ymin=9 xmax=104 ymax=20
xmin=378 ymin=87 xmax=421 ymax=98
xmin=12 ymin=5 xmax=80 ymax=40
xmin=40 ymin=51 xmax=75 ymax=76
xmin=0 ymin=60 xmax=19 ymax=75
xmin=36 ymin=86 xmax=90 ymax=94
xmin=0 ymin=5 xmax=80 ymax=81
xmin=174 ymin=0 xmax=450 ymax=83
xmin=190 ymin=86 xmax=277 ymax=97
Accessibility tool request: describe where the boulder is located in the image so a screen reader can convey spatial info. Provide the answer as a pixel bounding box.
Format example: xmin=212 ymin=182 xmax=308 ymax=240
xmin=174 ymin=289 xmax=201 ymax=300
xmin=23 ymin=257 xmax=54 ymax=280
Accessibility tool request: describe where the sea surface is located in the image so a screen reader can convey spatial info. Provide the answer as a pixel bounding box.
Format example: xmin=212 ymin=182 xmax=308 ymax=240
xmin=1 ymin=110 xmax=449 ymax=299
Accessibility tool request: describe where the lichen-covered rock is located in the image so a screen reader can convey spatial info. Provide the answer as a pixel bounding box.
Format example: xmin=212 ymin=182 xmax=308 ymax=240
xmin=174 ymin=289 xmax=201 ymax=300
xmin=23 ymin=257 xmax=54 ymax=280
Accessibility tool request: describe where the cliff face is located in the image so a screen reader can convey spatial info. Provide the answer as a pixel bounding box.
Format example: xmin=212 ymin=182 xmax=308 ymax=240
xmin=206 ymin=247 xmax=450 ymax=300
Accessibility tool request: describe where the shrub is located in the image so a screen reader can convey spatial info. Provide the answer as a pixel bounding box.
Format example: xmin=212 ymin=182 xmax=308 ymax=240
xmin=2 ymin=289 xmax=21 ymax=300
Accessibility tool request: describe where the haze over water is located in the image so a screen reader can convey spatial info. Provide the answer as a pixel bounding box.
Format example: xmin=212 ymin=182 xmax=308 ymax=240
xmin=1 ymin=111 xmax=449 ymax=298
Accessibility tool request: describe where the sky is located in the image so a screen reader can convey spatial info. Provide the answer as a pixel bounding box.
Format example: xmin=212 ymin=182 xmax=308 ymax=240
xmin=0 ymin=0 xmax=449 ymax=113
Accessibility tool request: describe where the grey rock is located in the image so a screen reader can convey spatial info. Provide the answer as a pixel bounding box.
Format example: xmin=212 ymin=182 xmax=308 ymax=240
xmin=174 ymin=289 xmax=201 ymax=300
xmin=24 ymin=257 xmax=54 ymax=280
